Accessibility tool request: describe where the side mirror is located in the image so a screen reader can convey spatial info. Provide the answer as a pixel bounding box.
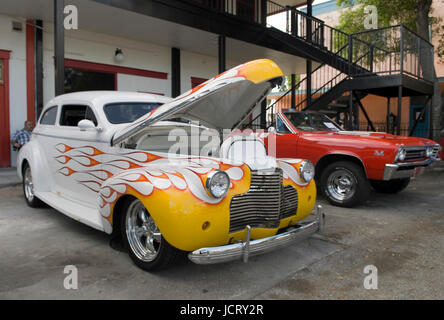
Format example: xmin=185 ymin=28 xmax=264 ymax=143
xmin=78 ymin=119 xmax=96 ymax=131
xmin=268 ymin=126 xmax=276 ymax=133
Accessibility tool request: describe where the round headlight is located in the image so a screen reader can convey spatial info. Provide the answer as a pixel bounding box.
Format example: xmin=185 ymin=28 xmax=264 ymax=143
xmin=299 ymin=160 xmax=315 ymax=182
xmin=426 ymin=146 xmax=434 ymax=157
xmin=206 ymin=170 xmax=230 ymax=198
xmin=397 ymin=147 xmax=406 ymax=162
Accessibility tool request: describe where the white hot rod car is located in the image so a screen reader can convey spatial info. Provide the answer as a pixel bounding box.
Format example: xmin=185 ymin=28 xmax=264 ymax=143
xmin=18 ymin=59 xmax=324 ymax=271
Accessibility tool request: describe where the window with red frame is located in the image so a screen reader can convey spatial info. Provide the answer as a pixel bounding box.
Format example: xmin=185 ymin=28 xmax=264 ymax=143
xmin=191 ymin=77 xmax=208 ymax=89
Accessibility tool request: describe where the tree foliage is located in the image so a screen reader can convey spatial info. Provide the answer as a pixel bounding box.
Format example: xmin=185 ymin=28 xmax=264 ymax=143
xmin=335 ymin=0 xmax=443 ymax=139
xmin=279 ymin=74 xmax=301 ymax=92
xmin=335 ymin=0 xmax=444 ymax=60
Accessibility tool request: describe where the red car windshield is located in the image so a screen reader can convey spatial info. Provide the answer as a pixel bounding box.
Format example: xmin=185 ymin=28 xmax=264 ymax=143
xmin=284 ymin=112 xmax=343 ymax=132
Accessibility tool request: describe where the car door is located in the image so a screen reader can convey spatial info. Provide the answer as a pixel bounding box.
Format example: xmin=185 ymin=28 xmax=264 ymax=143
xmin=49 ymin=103 xmax=108 ymax=207
xmin=32 ymin=105 xmax=60 ymax=193
xmin=273 ymin=113 xmax=300 ymax=159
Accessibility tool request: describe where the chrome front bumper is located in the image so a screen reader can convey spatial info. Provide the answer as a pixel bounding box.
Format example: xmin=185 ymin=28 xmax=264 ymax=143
xmin=383 ymin=158 xmax=441 ymax=181
xmin=188 ymin=205 xmax=325 ymax=265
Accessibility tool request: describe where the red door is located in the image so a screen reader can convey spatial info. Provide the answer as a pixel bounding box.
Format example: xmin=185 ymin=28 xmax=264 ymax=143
xmin=0 ymin=50 xmax=11 ymax=168
xmin=191 ymin=77 xmax=208 ymax=89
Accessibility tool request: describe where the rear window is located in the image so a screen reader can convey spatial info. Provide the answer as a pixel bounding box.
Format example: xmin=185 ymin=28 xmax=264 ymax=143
xmin=40 ymin=106 xmax=58 ymax=125
xmin=104 ymin=102 xmax=161 ymax=124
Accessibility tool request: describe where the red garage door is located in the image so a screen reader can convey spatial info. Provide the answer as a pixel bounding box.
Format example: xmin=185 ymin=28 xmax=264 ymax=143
xmin=0 ymin=50 xmax=11 ymax=168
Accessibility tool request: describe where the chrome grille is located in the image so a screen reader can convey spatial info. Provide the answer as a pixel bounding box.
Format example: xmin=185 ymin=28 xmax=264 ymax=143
xmin=229 ymin=169 xmax=298 ymax=233
xmin=405 ymin=147 xmax=426 ymax=161
xmin=281 ymin=186 xmax=299 ymax=219
xmin=432 ymin=145 xmax=441 ymax=159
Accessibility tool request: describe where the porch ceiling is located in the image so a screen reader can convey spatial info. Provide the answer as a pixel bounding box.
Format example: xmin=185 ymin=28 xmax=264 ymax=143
xmin=272 ymin=0 xmax=309 ymax=8
xmin=1 ymin=0 xmax=308 ymax=75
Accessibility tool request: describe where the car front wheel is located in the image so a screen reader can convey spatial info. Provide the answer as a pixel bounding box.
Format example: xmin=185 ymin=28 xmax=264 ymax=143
xmin=370 ymin=178 xmax=410 ymax=194
xmin=121 ymin=198 xmax=180 ymax=271
xmin=320 ymin=161 xmax=371 ymax=208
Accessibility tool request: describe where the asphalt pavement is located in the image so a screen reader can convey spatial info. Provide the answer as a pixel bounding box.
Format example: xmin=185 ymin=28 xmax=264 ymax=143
xmin=0 ymin=163 xmax=443 ymax=299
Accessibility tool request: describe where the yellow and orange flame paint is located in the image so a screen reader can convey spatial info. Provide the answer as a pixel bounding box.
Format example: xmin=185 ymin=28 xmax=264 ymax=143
xmin=54 ymin=143 xmax=316 ymax=251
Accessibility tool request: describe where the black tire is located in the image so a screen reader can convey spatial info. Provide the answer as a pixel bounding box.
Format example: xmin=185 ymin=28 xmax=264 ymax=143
xmin=320 ymin=161 xmax=371 ymax=208
xmin=121 ymin=198 xmax=180 ymax=271
xmin=22 ymin=163 xmax=45 ymax=208
xmin=370 ymin=178 xmax=410 ymax=194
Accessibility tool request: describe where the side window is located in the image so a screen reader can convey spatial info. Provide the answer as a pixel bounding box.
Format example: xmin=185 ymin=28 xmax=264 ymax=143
xmin=276 ymin=116 xmax=290 ymax=133
xmin=60 ymin=105 xmax=97 ymax=127
xmin=85 ymin=107 xmax=98 ymax=126
xmin=40 ymin=106 xmax=58 ymax=125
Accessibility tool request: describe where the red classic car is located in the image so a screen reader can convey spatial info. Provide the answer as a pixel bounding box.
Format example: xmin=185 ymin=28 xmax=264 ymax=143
xmin=263 ymin=110 xmax=441 ymax=207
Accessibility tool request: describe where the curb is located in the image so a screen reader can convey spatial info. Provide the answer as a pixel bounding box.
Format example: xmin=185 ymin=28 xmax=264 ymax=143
xmin=0 ymin=182 xmax=21 ymax=189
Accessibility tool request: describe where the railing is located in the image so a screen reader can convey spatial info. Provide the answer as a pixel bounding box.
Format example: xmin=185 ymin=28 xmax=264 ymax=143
xmin=267 ymin=0 xmax=287 ymax=16
xmin=187 ymin=0 xmax=266 ymax=24
xmin=267 ymin=3 xmax=350 ymax=60
xmin=244 ymin=64 xmax=349 ymax=129
xmin=244 ymin=45 xmax=352 ymax=129
xmin=188 ymin=1 xmax=434 ymax=84
xmin=186 ymin=2 xmax=435 ymax=130
xmin=351 ymin=25 xmax=434 ymax=82
xmin=245 ymin=25 xmax=435 ymax=129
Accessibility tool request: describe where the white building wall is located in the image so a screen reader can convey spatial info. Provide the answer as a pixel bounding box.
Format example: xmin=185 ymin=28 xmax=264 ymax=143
xmin=180 ymin=50 xmax=239 ymax=93
xmin=1 ymin=13 xmax=243 ymax=166
xmin=180 ymin=51 xmax=218 ymax=93
xmin=40 ymin=24 xmax=237 ymax=100
xmin=117 ymin=73 xmax=169 ymax=96
xmin=0 ymin=14 xmax=27 ymax=167
xmin=42 ymin=23 xmax=173 ymax=103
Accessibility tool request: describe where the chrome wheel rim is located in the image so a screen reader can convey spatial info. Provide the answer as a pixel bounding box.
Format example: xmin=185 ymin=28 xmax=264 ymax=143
xmin=126 ymin=200 xmax=161 ymax=262
xmin=327 ymin=169 xmax=357 ymax=202
xmin=24 ymin=167 xmax=35 ymax=202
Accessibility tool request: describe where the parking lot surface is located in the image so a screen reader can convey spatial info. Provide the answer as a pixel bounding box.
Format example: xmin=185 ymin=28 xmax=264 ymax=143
xmin=0 ymin=164 xmax=443 ymax=299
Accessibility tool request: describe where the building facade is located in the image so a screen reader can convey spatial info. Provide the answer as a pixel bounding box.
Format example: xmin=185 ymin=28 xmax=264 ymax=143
xmin=0 ymin=0 xmax=311 ymax=167
xmin=0 ymin=0 xmax=438 ymax=168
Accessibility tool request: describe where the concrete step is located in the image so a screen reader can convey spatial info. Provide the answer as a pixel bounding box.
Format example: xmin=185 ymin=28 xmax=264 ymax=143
xmin=0 ymin=167 xmax=20 ymax=188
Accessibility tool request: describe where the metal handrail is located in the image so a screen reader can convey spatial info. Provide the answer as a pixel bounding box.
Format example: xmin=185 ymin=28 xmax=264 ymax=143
xmin=352 ymin=24 xmax=433 ymax=46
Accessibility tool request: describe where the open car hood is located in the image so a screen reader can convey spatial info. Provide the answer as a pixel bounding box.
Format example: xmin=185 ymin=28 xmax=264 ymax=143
xmin=112 ymin=59 xmax=284 ymax=146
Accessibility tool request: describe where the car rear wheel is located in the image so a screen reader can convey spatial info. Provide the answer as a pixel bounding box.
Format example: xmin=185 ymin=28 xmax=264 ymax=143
xmin=320 ymin=161 xmax=371 ymax=208
xmin=370 ymin=178 xmax=410 ymax=194
xmin=23 ymin=163 xmax=44 ymax=208
xmin=121 ymin=198 xmax=180 ymax=271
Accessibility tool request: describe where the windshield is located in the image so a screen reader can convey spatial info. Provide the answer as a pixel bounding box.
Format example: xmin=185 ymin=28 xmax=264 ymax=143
xmin=104 ymin=102 xmax=162 ymax=124
xmin=283 ymin=112 xmax=343 ymax=132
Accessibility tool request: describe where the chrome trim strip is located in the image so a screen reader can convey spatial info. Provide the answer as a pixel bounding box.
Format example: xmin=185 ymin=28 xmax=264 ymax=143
xmin=395 ymin=159 xmax=433 ymax=167
xmin=277 ymin=113 xmax=297 ymax=134
xmin=188 ymin=205 xmax=325 ymax=265
xmin=243 ymin=225 xmax=251 ymax=263
xmin=383 ymin=165 xmax=416 ymax=180
xmin=32 ymin=132 xmax=108 ymax=143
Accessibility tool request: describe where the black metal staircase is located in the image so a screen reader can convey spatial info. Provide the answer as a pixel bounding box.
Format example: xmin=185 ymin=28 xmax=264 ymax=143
xmin=242 ymin=2 xmax=434 ymax=133
xmin=174 ymin=1 xmax=434 ymax=135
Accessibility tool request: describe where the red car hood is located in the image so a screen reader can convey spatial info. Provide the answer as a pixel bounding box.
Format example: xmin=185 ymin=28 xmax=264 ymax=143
xmin=303 ymin=131 xmax=435 ymax=147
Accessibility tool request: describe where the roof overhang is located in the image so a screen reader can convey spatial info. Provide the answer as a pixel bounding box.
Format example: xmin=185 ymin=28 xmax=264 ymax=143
xmin=272 ymin=0 xmax=310 ymax=8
